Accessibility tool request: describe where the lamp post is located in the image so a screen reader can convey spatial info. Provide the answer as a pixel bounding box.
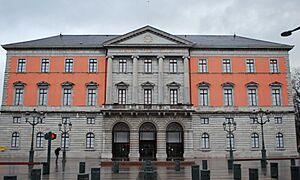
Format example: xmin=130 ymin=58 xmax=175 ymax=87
xmin=25 ymin=109 xmax=45 ymax=164
xmin=58 ymin=120 xmax=72 ymax=164
xmin=281 ymin=26 xmax=300 ymax=37
xmin=223 ymin=120 xmax=237 ymax=170
xmin=252 ymin=108 xmax=271 ymax=169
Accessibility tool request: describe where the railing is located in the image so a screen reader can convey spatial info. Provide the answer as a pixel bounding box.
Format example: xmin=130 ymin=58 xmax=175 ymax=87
xmin=103 ymin=104 xmax=193 ymax=111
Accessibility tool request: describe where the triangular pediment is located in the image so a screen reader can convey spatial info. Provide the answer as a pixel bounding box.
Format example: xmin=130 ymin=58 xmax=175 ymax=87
xmin=104 ymin=26 xmax=193 ymax=47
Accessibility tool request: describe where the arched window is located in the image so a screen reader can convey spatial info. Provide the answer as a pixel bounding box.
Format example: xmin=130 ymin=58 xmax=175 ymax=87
xmin=61 ymin=132 xmax=70 ymax=149
xmin=11 ymin=132 xmax=20 ymax=148
xmin=226 ymin=133 xmax=235 ymax=149
xmin=251 ymin=133 xmax=259 ymax=148
xmin=276 ymin=133 xmax=284 ymax=148
xmin=201 ymin=133 xmax=210 ymax=149
xmin=36 ymin=132 xmax=44 ymax=148
xmin=86 ymin=132 xmax=95 ymax=149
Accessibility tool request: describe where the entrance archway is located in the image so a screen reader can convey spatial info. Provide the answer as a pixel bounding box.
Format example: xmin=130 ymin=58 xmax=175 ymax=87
xmin=166 ymin=122 xmax=184 ymax=160
xmin=139 ymin=122 xmax=157 ymax=161
xmin=112 ymin=122 xmax=130 ymax=161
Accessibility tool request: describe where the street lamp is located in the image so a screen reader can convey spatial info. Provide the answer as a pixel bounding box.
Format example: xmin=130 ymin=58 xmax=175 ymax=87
xmin=251 ymin=108 xmax=271 ymax=169
xmin=25 ymin=109 xmax=45 ymax=164
xmin=58 ymin=120 xmax=72 ymax=164
xmin=223 ymin=120 xmax=237 ymax=170
xmin=281 ymin=26 xmax=300 ymax=37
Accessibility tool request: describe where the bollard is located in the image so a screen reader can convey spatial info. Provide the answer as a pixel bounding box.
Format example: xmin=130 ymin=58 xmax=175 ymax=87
xmin=191 ymin=165 xmax=200 ymax=180
xmin=291 ymin=166 xmax=300 ymax=180
xmin=201 ymin=170 xmax=210 ymax=180
xmin=42 ymin=162 xmax=49 ymax=175
xmin=112 ymin=161 xmax=119 ymax=173
xmin=202 ymin=160 xmax=208 ymax=170
xmin=249 ymin=168 xmax=258 ymax=180
xmin=3 ymin=176 xmax=17 ymax=180
xmin=291 ymin=158 xmax=296 ymax=166
xmin=270 ymin=162 xmax=278 ymax=178
xmin=79 ymin=162 xmax=86 ymax=174
xmin=143 ymin=160 xmax=153 ymax=180
xmin=77 ymin=173 xmax=89 ymax=180
xmin=233 ymin=164 xmax=241 ymax=180
xmin=31 ymin=169 xmax=41 ymax=180
xmin=91 ymin=168 xmax=101 ymax=180
xmin=175 ymin=160 xmax=180 ymax=171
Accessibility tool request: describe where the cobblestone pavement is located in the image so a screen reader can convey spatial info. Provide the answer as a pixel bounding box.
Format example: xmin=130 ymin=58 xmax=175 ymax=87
xmin=0 ymin=157 xmax=298 ymax=179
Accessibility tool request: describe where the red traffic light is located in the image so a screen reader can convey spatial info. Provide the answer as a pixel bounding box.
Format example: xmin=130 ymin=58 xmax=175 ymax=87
xmin=51 ymin=133 xmax=57 ymax=140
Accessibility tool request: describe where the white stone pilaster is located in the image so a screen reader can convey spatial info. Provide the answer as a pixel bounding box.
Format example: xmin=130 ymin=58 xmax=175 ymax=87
xmin=156 ymin=130 xmax=167 ymax=160
xmin=158 ymin=56 xmax=165 ymax=104
xmin=132 ymin=56 xmax=139 ymax=104
xmin=183 ymin=56 xmax=190 ymax=104
xmin=106 ymin=56 xmax=113 ymax=104
xmin=129 ymin=130 xmax=139 ymax=161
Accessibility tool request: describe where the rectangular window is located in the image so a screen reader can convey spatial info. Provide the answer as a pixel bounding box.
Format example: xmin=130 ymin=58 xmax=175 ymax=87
xmin=246 ymin=59 xmax=255 ymax=73
xmin=89 ymin=59 xmax=98 ymax=73
xmin=144 ymin=89 xmax=152 ymax=104
xmin=275 ymin=117 xmax=283 ymax=124
xmin=198 ymin=59 xmax=208 ymax=73
xmin=225 ymin=117 xmax=234 ymax=123
xmin=222 ymin=59 xmax=231 ymax=73
xmin=118 ymin=89 xmax=126 ymax=104
xmin=62 ymin=117 xmax=70 ymax=124
xmin=144 ymin=59 xmax=152 ymax=73
xmin=170 ymin=89 xmax=178 ymax=105
xmin=199 ymin=88 xmax=209 ymax=106
xmin=17 ymin=59 xmax=26 ymax=72
xmin=38 ymin=88 xmax=48 ymax=106
xmin=223 ymin=88 xmax=233 ymax=106
xmin=65 ymin=59 xmax=73 ymax=72
xmin=201 ymin=118 xmax=209 ymax=124
xmin=250 ymin=117 xmax=258 ymax=124
xmin=87 ymin=88 xmax=97 ymax=106
xmin=270 ymin=59 xmax=279 ymax=73
xmin=63 ymin=87 xmax=72 ymax=106
xmin=169 ymin=59 xmax=177 ymax=73
xmin=272 ymin=88 xmax=281 ymax=106
xmin=14 ymin=87 xmax=24 ymax=105
xmin=119 ymin=59 xmax=127 ymax=73
xmin=248 ymin=88 xmax=257 ymax=106
xmin=87 ymin=117 xmax=95 ymax=124
xmin=41 ymin=59 xmax=50 ymax=72
xmin=13 ymin=117 xmax=21 ymax=124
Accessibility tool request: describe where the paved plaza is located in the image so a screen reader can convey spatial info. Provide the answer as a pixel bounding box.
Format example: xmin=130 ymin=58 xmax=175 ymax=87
xmin=0 ymin=157 xmax=298 ymax=179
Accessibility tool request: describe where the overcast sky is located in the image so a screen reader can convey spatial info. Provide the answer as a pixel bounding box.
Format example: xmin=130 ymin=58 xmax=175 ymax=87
xmin=0 ymin=0 xmax=299 ymax=104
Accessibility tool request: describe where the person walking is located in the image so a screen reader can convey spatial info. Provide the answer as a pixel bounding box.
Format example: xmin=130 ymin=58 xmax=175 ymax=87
xmin=55 ymin=147 xmax=61 ymax=164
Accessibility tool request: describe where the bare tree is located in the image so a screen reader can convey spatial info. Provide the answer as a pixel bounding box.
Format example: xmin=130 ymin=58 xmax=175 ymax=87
xmin=291 ymin=67 xmax=300 ymax=151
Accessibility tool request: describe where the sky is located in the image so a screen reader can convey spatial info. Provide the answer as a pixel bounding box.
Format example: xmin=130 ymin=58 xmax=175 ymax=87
xmin=0 ymin=0 xmax=299 ymax=104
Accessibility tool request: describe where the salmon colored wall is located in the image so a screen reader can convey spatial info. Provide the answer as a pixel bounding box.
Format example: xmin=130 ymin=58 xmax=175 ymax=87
xmin=190 ymin=56 xmax=289 ymax=107
xmin=6 ymin=56 xmax=107 ymax=106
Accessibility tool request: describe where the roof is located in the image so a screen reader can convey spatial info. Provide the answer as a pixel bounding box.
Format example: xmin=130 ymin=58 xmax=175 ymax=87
xmin=1 ymin=26 xmax=293 ymax=50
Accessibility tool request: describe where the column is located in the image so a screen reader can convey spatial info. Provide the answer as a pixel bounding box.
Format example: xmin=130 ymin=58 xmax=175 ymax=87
xmin=129 ymin=130 xmax=139 ymax=161
xmin=158 ymin=55 xmax=165 ymax=104
xmin=183 ymin=56 xmax=190 ymax=104
xmin=132 ymin=56 xmax=139 ymax=104
xmin=106 ymin=56 xmax=113 ymax=104
xmin=156 ymin=130 xmax=167 ymax=160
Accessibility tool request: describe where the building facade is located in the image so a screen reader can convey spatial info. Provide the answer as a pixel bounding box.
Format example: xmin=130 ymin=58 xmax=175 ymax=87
xmin=0 ymin=26 xmax=298 ymax=160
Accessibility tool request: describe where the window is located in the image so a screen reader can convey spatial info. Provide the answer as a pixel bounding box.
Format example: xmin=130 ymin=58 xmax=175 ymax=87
xmin=65 ymin=59 xmax=73 ymax=72
xmin=61 ymin=132 xmax=70 ymax=149
xmin=248 ymin=87 xmax=257 ymax=106
xmin=87 ymin=88 xmax=97 ymax=106
xmin=89 ymin=59 xmax=98 ymax=73
xmin=201 ymin=118 xmax=209 ymax=124
xmin=41 ymin=59 xmax=50 ymax=72
xmin=63 ymin=87 xmax=72 ymax=106
xmin=271 ymin=87 xmax=281 ymax=106
xmin=87 ymin=117 xmax=95 ymax=124
xmin=246 ymin=59 xmax=255 ymax=73
xmin=198 ymin=59 xmax=207 ymax=73
xmin=144 ymin=59 xmax=152 ymax=73
xmin=13 ymin=117 xmax=21 ymax=124
xmin=119 ymin=59 xmax=127 ymax=73
xmin=226 ymin=133 xmax=235 ymax=149
xmin=225 ymin=117 xmax=234 ymax=123
xmin=275 ymin=117 xmax=283 ymax=124
xmin=250 ymin=117 xmax=258 ymax=124
xmin=170 ymin=89 xmax=178 ymax=105
xmin=17 ymin=59 xmax=26 ymax=72
xmin=86 ymin=132 xmax=95 ymax=149
xmin=199 ymin=88 xmax=209 ymax=106
xmin=223 ymin=87 xmax=233 ymax=106
xmin=38 ymin=87 xmax=48 ymax=106
xmin=62 ymin=117 xmax=70 ymax=124
xmin=270 ymin=59 xmax=279 ymax=73
xmin=144 ymin=89 xmax=152 ymax=104
xmin=201 ymin=133 xmax=210 ymax=149
xmin=11 ymin=132 xmax=20 ymax=148
xmin=276 ymin=133 xmax=284 ymax=148
xmin=251 ymin=133 xmax=259 ymax=148
xmin=36 ymin=132 xmax=44 ymax=148
xmin=118 ymin=89 xmax=126 ymax=104
xmin=14 ymin=86 xmax=24 ymax=106
xmin=222 ymin=59 xmax=231 ymax=73
xmin=170 ymin=59 xmax=177 ymax=73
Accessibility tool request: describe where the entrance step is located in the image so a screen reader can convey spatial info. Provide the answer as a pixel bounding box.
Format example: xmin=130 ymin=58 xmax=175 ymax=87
xmin=100 ymin=160 xmax=195 ymax=167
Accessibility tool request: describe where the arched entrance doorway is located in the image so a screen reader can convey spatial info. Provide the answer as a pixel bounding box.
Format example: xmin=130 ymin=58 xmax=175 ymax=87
xmin=166 ymin=122 xmax=184 ymax=160
xmin=139 ymin=122 xmax=157 ymax=161
xmin=112 ymin=122 xmax=130 ymax=161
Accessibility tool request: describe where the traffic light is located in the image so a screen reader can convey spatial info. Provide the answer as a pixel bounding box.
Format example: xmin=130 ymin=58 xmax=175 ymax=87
xmin=44 ymin=132 xmax=56 ymax=140
xmin=44 ymin=132 xmax=50 ymax=140
xmin=51 ymin=133 xmax=56 ymax=140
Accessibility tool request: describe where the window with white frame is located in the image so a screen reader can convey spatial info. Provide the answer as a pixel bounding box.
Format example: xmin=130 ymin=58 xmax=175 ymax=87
xmin=118 ymin=89 xmax=126 ymax=104
xmin=246 ymin=59 xmax=255 ymax=73
xmin=201 ymin=118 xmax=209 ymax=124
xmin=63 ymin=86 xmax=72 ymax=106
xmin=89 ymin=59 xmax=98 ymax=73
xmin=169 ymin=59 xmax=177 ymax=73
xmin=144 ymin=89 xmax=152 ymax=104
xmin=199 ymin=87 xmax=209 ymax=106
xmin=226 ymin=133 xmax=235 ymax=149
xmin=250 ymin=117 xmax=258 ymax=124
xmin=65 ymin=59 xmax=73 ymax=72
xmin=17 ymin=59 xmax=26 ymax=72
xmin=119 ymin=59 xmax=127 ymax=73
xmin=201 ymin=133 xmax=210 ymax=149
xmin=276 ymin=132 xmax=284 ymax=148
xmin=62 ymin=117 xmax=70 ymax=124
xmin=225 ymin=117 xmax=234 ymax=123
xmin=270 ymin=59 xmax=279 ymax=73
xmin=86 ymin=132 xmax=95 ymax=149
xmin=198 ymin=59 xmax=208 ymax=73
xmin=14 ymin=86 xmax=24 ymax=106
xmin=87 ymin=87 xmax=97 ymax=106
xmin=13 ymin=117 xmax=21 ymax=124
xmin=41 ymin=59 xmax=50 ymax=72
xmin=275 ymin=117 xmax=283 ymax=124
xmin=251 ymin=133 xmax=259 ymax=148
xmin=223 ymin=86 xmax=233 ymax=106
xmin=36 ymin=132 xmax=44 ymax=148
xmin=247 ymin=87 xmax=258 ymax=106
xmin=144 ymin=59 xmax=152 ymax=73
xmin=222 ymin=59 xmax=231 ymax=73
xmin=271 ymin=86 xmax=282 ymax=106
xmin=61 ymin=132 xmax=70 ymax=148
xmin=87 ymin=117 xmax=95 ymax=124
xmin=11 ymin=132 xmax=20 ymax=148
xmin=170 ymin=89 xmax=178 ymax=105
xmin=38 ymin=87 xmax=48 ymax=106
